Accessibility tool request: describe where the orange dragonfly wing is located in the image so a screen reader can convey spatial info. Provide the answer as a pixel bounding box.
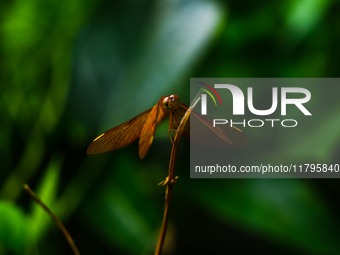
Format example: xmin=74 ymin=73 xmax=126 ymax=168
xmin=172 ymin=103 xmax=248 ymax=148
xmin=87 ymin=108 xmax=153 ymax=155
xmin=139 ymin=97 xmax=167 ymax=159
xmin=87 ymin=95 xmax=248 ymax=158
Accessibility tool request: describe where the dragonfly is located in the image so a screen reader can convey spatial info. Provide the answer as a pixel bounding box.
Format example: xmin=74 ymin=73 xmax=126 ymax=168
xmin=87 ymin=95 xmax=248 ymax=159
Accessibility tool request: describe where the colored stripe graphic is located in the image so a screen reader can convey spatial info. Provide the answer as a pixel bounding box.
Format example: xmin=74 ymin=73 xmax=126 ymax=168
xmin=196 ymin=82 xmax=222 ymax=106
xmin=199 ymin=88 xmax=217 ymax=106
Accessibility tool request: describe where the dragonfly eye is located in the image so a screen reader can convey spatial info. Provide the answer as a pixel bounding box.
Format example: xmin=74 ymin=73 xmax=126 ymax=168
xmin=163 ymin=101 xmax=169 ymax=110
xmin=162 ymin=95 xmax=181 ymax=112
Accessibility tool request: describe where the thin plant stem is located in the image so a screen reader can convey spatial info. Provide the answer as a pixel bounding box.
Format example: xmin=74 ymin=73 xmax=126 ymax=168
xmin=154 ymin=182 xmax=173 ymax=255
xmin=155 ymin=93 xmax=202 ymax=255
xmin=23 ymin=184 xmax=81 ymax=255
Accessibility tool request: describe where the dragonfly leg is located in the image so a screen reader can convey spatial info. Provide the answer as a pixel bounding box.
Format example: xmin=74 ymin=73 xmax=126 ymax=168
xmin=168 ymin=113 xmax=174 ymax=143
xmin=171 ymin=114 xmax=179 ymax=134
xmin=158 ymin=176 xmax=178 ymax=186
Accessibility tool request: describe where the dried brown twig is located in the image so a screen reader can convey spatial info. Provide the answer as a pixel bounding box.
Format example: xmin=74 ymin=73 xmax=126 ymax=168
xmin=155 ymin=93 xmax=202 ymax=255
xmin=23 ymin=184 xmax=80 ymax=255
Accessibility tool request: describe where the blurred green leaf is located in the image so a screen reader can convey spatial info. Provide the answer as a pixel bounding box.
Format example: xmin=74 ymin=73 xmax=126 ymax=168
xmin=70 ymin=0 xmax=226 ymax=132
xmin=0 ymin=201 xmax=26 ymax=254
xmin=88 ymin=187 xmax=155 ymax=255
xmin=0 ymin=0 xmax=100 ymax=201
xmin=283 ymin=0 xmax=333 ymax=45
xmin=187 ymin=179 xmax=340 ymax=254
xmin=84 ymin=153 xmax=162 ymax=255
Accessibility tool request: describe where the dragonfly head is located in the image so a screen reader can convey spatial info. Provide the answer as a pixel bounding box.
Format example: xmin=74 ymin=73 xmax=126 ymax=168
xmin=162 ymin=95 xmax=181 ymax=112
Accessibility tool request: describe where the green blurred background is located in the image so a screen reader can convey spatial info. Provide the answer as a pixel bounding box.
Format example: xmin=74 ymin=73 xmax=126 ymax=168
xmin=1 ymin=0 xmax=340 ymax=254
